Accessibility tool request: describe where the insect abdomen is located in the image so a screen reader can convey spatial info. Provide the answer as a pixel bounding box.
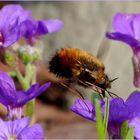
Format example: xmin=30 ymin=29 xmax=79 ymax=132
xmin=49 ymin=52 xmax=73 ymax=78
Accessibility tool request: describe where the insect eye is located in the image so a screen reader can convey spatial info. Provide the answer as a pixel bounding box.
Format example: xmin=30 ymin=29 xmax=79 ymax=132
xmin=83 ymin=64 xmax=88 ymax=69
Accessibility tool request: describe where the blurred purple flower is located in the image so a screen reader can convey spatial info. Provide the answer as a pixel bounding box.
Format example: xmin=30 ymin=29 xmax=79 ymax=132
xmin=0 ymin=117 xmax=44 ymax=140
xmin=71 ymin=92 xmax=140 ymax=139
xmin=106 ymin=13 xmax=140 ymax=88
xmin=0 ymin=4 xmax=32 ymax=48
xmin=20 ymin=19 xmax=64 ymax=46
xmin=106 ymin=13 xmax=140 ymax=50
xmin=0 ymin=4 xmax=63 ymax=47
xmin=0 ymin=71 xmax=50 ymax=118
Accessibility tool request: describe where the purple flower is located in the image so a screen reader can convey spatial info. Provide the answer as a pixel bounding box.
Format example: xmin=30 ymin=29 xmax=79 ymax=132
xmin=20 ymin=19 xmax=64 ymax=46
xmin=106 ymin=13 xmax=140 ymax=51
xmin=0 ymin=71 xmax=50 ymax=118
xmin=0 ymin=4 xmax=64 ymax=47
xmin=0 ymin=117 xmax=44 ymax=140
xmin=71 ymin=92 xmax=140 ymax=139
xmin=0 ymin=4 xmax=32 ymax=48
xmin=106 ymin=13 xmax=140 ymax=88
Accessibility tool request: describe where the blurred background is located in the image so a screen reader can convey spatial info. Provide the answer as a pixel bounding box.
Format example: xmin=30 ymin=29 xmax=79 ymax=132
xmin=0 ymin=1 xmax=140 ymax=139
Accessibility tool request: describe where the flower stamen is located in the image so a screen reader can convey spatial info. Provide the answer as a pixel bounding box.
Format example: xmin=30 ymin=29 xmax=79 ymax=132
xmin=10 ymin=135 xmax=17 ymax=140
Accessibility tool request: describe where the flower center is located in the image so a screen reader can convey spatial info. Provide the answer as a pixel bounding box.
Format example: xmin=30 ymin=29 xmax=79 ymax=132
xmin=0 ymin=32 xmax=4 ymax=46
xmin=10 ymin=135 xmax=17 ymax=140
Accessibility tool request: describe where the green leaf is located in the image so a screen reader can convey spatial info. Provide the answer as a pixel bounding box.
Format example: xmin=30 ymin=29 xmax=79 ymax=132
xmin=103 ymin=96 xmax=109 ymax=136
xmin=125 ymin=127 xmax=134 ymax=139
xmin=95 ymin=99 xmax=106 ymax=139
xmin=121 ymin=121 xmax=129 ymax=139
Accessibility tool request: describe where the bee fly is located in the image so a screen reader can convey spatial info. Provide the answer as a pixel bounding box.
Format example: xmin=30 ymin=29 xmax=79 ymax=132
xmin=49 ymin=47 xmax=118 ymax=99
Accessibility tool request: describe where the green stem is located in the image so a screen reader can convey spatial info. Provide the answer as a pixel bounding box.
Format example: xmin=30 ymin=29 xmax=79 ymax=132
xmin=25 ymin=63 xmax=33 ymax=84
xmin=16 ymin=63 xmax=37 ymax=123
xmin=26 ymin=99 xmax=35 ymax=122
xmin=16 ymin=67 xmax=29 ymax=90
xmin=31 ymin=65 xmax=36 ymax=84
xmin=95 ymin=99 xmax=106 ymax=139
xmin=103 ymin=96 xmax=109 ymax=137
xmin=25 ymin=64 xmax=37 ymax=123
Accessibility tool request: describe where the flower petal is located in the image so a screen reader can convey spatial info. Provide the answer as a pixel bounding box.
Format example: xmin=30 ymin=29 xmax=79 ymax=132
xmin=132 ymin=15 xmax=140 ymax=40
xmin=20 ymin=20 xmax=37 ymax=39
xmin=20 ymin=19 xmax=63 ymax=39
xmin=109 ymin=98 xmax=129 ymax=123
xmin=106 ymin=32 xmax=140 ymax=50
xmin=36 ymin=20 xmax=48 ymax=35
xmin=42 ymin=19 xmax=64 ymax=33
xmin=129 ymin=117 xmax=140 ymax=139
xmin=0 ymin=72 xmax=17 ymax=106
xmin=126 ymin=91 xmax=140 ymax=119
xmin=0 ymin=4 xmax=32 ymax=48
xmin=16 ymin=82 xmax=51 ymax=106
xmin=113 ymin=13 xmax=134 ymax=36
xmin=0 ymin=117 xmax=30 ymax=139
xmin=18 ymin=124 xmax=44 ymax=139
xmin=71 ymin=99 xmax=96 ymax=121
xmin=0 ymin=119 xmax=9 ymax=139
xmin=106 ymin=98 xmax=130 ymax=139
xmin=3 ymin=19 xmax=20 ymax=48
xmin=10 ymin=117 xmax=30 ymax=135
xmin=0 ymin=72 xmax=15 ymax=89
xmin=1 ymin=4 xmax=32 ymax=26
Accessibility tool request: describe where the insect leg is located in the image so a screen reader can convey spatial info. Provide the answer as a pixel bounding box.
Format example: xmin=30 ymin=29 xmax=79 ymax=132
xmin=105 ymin=89 xmax=119 ymax=98
xmin=60 ymin=82 xmax=91 ymax=112
xmin=79 ymin=80 xmax=119 ymax=98
xmin=60 ymin=82 xmax=85 ymax=99
xmin=78 ymin=80 xmax=102 ymax=94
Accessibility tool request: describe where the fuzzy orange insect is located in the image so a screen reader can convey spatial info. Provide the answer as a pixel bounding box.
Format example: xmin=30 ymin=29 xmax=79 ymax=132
xmin=49 ymin=48 xmax=112 ymax=97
